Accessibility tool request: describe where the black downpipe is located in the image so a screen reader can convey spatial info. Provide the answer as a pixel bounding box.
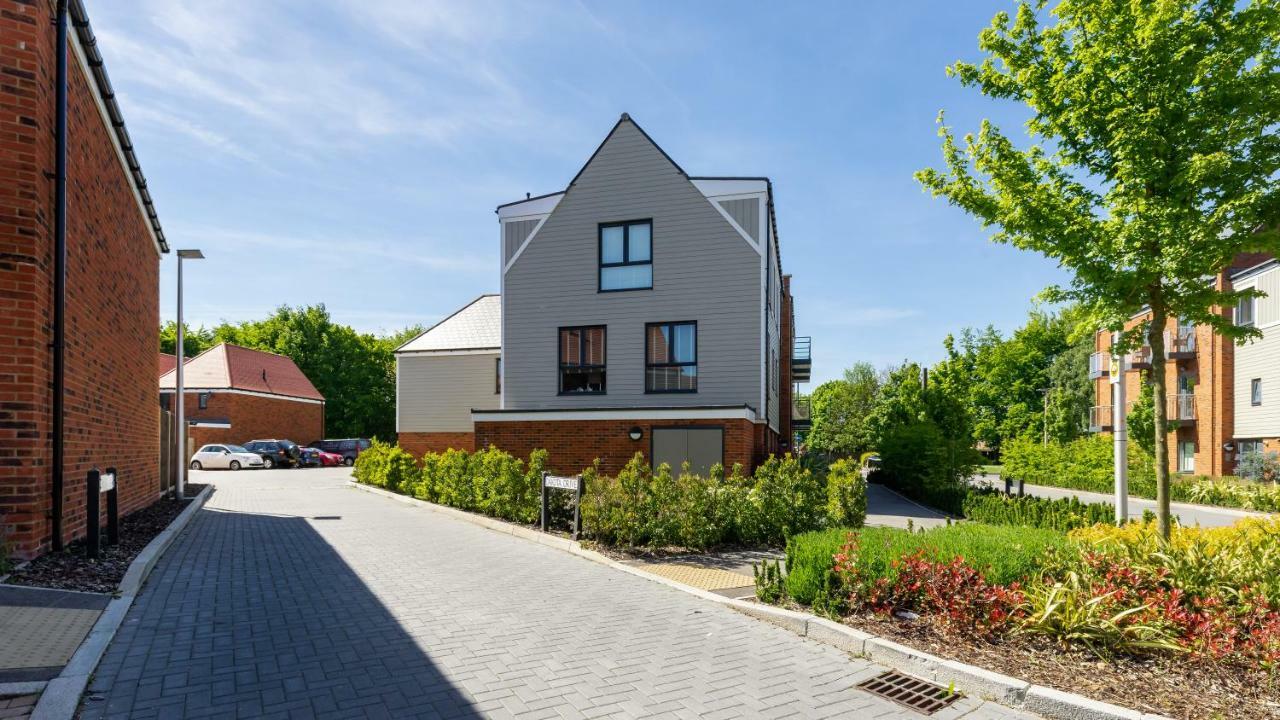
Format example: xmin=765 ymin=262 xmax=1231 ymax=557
xmin=51 ymin=0 xmax=68 ymax=552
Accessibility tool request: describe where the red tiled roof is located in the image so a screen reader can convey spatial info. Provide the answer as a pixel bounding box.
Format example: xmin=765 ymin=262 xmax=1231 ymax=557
xmin=159 ymin=343 xmax=324 ymax=401
xmin=158 ymin=353 xmax=177 ymax=377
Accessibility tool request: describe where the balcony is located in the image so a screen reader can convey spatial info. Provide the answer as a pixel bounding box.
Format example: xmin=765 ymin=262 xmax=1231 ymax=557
xmin=1170 ymin=392 xmax=1196 ymax=425
xmin=792 ymin=396 xmax=811 ymax=430
xmin=1089 ymin=352 xmax=1110 ymax=380
xmin=792 ymin=336 xmax=811 ymax=383
xmin=1166 ymin=328 xmax=1196 ymax=360
xmin=1089 ymin=405 xmax=1114 ymax=432
xmin=1128 ymin=346 xmax=1152 ymax=370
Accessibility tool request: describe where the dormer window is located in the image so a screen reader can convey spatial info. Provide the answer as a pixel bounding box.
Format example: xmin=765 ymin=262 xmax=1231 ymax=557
xmin=599 ymin=220 xmax=652 ymax=291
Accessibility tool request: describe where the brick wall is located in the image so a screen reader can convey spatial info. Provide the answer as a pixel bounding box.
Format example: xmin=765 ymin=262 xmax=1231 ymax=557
xmin=473 ymin=418 xmax=760 ymax=476
xmin=169 ymin=392 xmax=325 ymax=455
xmin=0 ymin=2 xmax=161 ymax=560
xmin=398 ymin=431 xmax=475 ymax=457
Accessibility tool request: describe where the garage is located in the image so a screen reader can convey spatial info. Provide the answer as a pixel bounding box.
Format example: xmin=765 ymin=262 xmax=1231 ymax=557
xmin=651 ymin=427 xmax=724 ymax=476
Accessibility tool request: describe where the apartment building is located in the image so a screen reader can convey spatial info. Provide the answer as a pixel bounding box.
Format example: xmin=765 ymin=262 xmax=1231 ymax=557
xmin=397 ymin=114 xmax=808 ymax=475
xmin=1090 ymin=254 xmax=1273 ymax=477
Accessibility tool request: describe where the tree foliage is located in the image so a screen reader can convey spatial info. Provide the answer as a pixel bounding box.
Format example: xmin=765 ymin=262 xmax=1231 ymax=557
xmin=806 ymin=362 xmax=881 ymax=458
xmin=917 ymin=0 xmax=1280 ymax=537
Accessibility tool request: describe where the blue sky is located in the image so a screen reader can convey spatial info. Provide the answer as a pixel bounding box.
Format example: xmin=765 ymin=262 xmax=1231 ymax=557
xmin=93 ymin=0 xmax=1068 ymax=386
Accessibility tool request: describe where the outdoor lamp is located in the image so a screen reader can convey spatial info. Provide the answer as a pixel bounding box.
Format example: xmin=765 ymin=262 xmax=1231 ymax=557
xmin=628 ymin=427 xmax=643 ymax=441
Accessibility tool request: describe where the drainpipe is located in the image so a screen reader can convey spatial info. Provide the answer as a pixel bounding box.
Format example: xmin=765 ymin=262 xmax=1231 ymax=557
xmin=51 ymin=0 xmax=69 ymax=551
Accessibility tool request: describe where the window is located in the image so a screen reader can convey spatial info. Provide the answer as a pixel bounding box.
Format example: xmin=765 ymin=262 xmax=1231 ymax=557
xmin=646 ymin=322 xmax=697 ymax=393
xmin=1253 ymin=378 xmax=1263 ymax=406
xmin=599 ymin=220 xmax=652 ymax=291
xmin=559 ymin=326 xmax=606 ymax=394
xmin=160 ymin=394 xmax=171 ymax=411
xmin=1239 ymin=439 xmax=1263 ymax=459
xmin=1178 ymin=441 xmax=1195 ymax=474
xmin=1238 ymin=296 xmax=1255 ymax=326
xmin=198 ymin=392 xmax=209 ymax=410
xmin=495 ymin=357 xmax=502 ymax=395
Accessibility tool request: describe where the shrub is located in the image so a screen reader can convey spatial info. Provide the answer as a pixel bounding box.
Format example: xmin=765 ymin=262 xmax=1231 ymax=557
xmin=877 ymin=421 xmax=973 ymax=515
xmin=1236 ymin=451 xmax=1280 ymax=483
xmin=754 ymin=560 xmax=786 ymax=604
xmin=352 ymin=440 xmax=420 ymax=492
xmin=742 ymin=454 xmax=826 ymax=545
xmin=825 ymin=458 xmax=867 ymax=528
xmin=960 ymin=489 xmax=1115 ymax=532
xmin=1184 ymin=476 xmax=1280 ymax=512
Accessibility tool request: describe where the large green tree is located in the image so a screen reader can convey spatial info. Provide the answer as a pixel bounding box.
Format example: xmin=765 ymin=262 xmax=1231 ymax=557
xmin=917 ymin=0 xmax=1280 ymax=537
xmin=160 ymin=321 xmax=215 ymax=359
xmin=806 ymin=362 xmax=881 ymax=458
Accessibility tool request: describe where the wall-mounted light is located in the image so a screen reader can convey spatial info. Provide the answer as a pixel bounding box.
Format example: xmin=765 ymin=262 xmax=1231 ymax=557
xmin=1223 ymin=442 xmax=1236 ymax=453
xmin=628 ymin=426 xmax=643 ymax=441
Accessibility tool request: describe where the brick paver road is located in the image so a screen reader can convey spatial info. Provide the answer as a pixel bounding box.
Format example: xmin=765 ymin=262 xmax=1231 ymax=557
xmin=81 ymin=468 xmax=1040 ymax=720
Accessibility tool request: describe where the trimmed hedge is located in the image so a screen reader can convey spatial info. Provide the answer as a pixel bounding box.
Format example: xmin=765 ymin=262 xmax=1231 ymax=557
xmin=961 ymin=489 xmax=1116 ymax=532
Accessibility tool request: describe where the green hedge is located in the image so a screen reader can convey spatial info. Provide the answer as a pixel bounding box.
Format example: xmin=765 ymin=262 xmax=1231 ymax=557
xmin=785 ymin=524 xmax=1070 ymax=608
xmin=961 ymin=489 xmax=1116 ymax=532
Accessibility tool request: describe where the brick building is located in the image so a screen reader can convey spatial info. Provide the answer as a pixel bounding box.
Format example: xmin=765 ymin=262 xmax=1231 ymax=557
xmin=0 ymin=0 xmax=169 ymax=559
xmin=1090 ymin=254 xmax=1274 ymax=477
xmin=398 ymin=115 xmax=811 ymax=475
xmin=160 ymin=343 xmax=325 ymax=453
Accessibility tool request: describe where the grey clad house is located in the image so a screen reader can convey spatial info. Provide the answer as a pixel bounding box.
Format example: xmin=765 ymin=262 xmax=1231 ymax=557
xmin=397 ymin=114 xmax=809 ymax=475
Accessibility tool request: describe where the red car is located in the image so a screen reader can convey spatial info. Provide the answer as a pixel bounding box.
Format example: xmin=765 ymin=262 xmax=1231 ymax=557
xmin=303 ymin=447 xmax=344 ymax=467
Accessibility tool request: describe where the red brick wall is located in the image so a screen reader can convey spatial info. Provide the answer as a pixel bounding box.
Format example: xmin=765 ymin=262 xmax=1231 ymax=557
xmin=170 ymin=392 xmax=325 ymax=456
xmin=0 ymin=2 xmax=161 ymax=560
xmin=398 ymin=431 xmax=475 ymax=457
xmin=474 ymin=418 xmax=760 ymax=476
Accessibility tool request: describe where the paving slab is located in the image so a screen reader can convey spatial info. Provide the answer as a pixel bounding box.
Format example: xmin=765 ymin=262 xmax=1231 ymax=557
xmin=0 ymin=587 xmax=110 ymax=683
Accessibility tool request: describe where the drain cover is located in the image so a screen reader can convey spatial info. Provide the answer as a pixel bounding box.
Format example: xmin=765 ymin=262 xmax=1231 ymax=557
xmin=857 ymin=671 xmax=961 ymax=714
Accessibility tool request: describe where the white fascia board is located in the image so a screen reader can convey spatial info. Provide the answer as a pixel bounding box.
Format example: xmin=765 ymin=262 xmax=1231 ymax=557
xmin=158 ymin=387 xmax=326 ymax=405
xmin=497 ymin=193 xmax=564 ymax=221
xmin=68 ymin=31 xmax=164 ymax=257
xmin=472 ymin=407 xmax=760 ymax=423
xmin=691 ymin=179 xmax=768 ymax=198
xmin=395 ymin=348 xmax=501 ymax=358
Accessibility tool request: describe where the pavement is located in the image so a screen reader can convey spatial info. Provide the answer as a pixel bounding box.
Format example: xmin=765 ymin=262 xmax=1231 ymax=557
xmin=972 ymin=474 xmax=1271 ymax=528
xmin=79 ymin=466 xmax=1040 ymax=719
xmin=0 ymin=586 xmax=110 ymax=685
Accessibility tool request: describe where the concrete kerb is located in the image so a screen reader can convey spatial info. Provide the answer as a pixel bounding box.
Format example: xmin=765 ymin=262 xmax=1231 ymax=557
xmin=347 ymin=481 xmax=1173 ymax=720
xmin=26 ymin=484 xmax=213 ymax=720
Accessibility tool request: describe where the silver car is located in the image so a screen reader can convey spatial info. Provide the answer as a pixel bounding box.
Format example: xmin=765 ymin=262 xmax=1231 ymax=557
xmin=190 ymin=444 xmax=265 ymax=471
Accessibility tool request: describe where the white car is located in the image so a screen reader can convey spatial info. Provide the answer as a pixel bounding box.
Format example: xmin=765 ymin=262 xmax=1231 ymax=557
xmin=190 ymin=444 xmax=265 ymax=471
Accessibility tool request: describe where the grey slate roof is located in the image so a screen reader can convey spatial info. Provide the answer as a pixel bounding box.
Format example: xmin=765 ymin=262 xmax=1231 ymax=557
xmin=396 ymin=295 xmax=501 ymax=353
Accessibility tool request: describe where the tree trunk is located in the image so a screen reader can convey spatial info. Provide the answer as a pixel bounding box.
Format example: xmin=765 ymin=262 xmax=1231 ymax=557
xmin=1147 ymin=300 xmax=1172 ymax=540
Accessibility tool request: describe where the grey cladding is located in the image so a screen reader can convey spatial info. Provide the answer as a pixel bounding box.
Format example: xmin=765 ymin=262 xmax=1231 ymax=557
xmin=718 ymin=198 xmax=760 ymax=243
xmin=504 ymin=219 xmax=540 ymax=265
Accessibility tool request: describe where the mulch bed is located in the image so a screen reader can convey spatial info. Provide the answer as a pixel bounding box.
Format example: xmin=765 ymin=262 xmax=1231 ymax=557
xmin=839 ymin=611 xmax=1280 ymax=720
xmin=3 ymin=485 xmax=206 ymax=595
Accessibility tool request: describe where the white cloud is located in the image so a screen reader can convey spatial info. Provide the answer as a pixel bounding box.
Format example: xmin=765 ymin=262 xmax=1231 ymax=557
xmin=808 ymin=303 xmax=922 ymax=328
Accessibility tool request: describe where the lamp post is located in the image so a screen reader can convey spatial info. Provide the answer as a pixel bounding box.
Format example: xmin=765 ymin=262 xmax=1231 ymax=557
xmin=175 ymin=249 xmax=204 ymax=500
xmin=1111 ymin=332 xmax=1129 ymax=525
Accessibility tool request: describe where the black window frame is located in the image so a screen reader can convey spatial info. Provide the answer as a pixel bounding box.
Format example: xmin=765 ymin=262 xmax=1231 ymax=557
xmin=198 ymin=391 xmax=210 ymax=410
xmin=598 ymin=219 xmax=653 ymax=293
xmin=558 ymin=325 xmax=607 ymax=395
xmin=495 ymin=357 xmax=502 ymax=395
xmin=645 ymin=321 xmax=698 ymax=394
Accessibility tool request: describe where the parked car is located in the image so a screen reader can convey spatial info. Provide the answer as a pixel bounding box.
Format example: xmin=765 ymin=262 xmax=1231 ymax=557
xmin=190 ymin=444 xmax=265 ymax=471
xmin=303 ymin=447 xmax=345 ymax=467
xmin=298 ymin=447 xmax=323 ymax=468
xmin=242 ymin=439 xmax=302 ymax=469
xmin=309 ymin=438 xmax=372 ymax=466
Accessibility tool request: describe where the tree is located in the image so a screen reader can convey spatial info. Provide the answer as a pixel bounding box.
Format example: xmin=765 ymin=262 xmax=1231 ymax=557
xmin=806 ymin=362 xmax=881 ymax=458
xmin=917 ymin=0 xmax=1280 ymax=537
xmin=160 ymin=321 xmax=215 ymax=359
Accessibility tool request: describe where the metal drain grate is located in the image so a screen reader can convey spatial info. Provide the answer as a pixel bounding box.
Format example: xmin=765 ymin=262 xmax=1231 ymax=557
xmin=857 ymin=671 xmax=961 ymax=714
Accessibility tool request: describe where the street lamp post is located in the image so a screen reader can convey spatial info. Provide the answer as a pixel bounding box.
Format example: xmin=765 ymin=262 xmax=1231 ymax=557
xmin=175 ymin=249 xmax=204 ymax=500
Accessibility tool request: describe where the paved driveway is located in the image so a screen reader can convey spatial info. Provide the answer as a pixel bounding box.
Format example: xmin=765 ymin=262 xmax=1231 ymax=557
xmin=81 ymin=467 xmax=1038 ymax=719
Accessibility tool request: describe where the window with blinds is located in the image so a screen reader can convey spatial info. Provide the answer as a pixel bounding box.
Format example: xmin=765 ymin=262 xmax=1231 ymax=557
xmin=645 ymin=322 xmax=697 ymax=393
xmin=559 ymin=326 xmax=606 ymax=394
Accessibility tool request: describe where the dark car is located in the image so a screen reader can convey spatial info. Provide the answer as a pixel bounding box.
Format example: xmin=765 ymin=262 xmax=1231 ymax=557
xmin=242 ymin=439 xmax=302 ymax=469
xmin=297 ymin=447 xmax=323 ymax=468
xmin=309 ymin=438 xmax=371 ymax=466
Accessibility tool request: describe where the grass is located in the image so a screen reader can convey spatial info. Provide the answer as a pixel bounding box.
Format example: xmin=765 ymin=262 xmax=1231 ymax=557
xmin=980 ymin=464 xmax=1003 ymax=476
xmin=784 ymin=523 xmax=1071 ymax=606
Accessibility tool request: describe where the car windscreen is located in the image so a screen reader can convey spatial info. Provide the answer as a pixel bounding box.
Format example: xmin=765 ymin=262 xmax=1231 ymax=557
xmin=226 ymin=445 xmax=248 ymax=453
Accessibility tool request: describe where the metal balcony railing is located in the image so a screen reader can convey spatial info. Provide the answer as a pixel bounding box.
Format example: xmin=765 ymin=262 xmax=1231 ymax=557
xmin=792 ymin=396 xmax=811 ymax=427
xmin=1170 ymin=393 xmax=1196 ymax=422
xmin=1089 ymin=405 xmax=1114 ymax=432
xmin=1165 ymin=328 xmax=1196 ymax=358
xmin=1128 ymin=345 xmax=1153 ymax=369
xmin=1089 ymin=352 xmax=1110 ymax=379
xmin=792 ymin=336 xmax=811 ymax=383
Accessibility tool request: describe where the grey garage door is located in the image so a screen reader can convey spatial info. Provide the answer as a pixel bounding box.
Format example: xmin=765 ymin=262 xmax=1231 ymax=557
xmin=651 ymin=427 xmax=724 ymax=476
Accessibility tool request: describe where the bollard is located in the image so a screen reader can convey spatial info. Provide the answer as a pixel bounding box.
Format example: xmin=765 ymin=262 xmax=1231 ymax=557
xmin=1004 ymin=476 xmax=1012 ymax=495
xmin=1017 ymin=478 xmax=1025 ymax=497
xmin=86 ymin=469 xmax=100 ymax=559
xmin=105 ymin=466 xmax=119 ymax=546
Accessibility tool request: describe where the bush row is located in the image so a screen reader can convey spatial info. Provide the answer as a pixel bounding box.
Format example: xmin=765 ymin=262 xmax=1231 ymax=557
xmin=355 ymin=442 xmax=869 ymax=550
xmin=960 ymin=490 xmax=1118 ymax=532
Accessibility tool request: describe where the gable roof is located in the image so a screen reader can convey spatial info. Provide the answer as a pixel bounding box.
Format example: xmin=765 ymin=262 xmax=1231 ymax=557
xmin=396 ymin=295 xmax=501 ymax=353
xmin=159 ymin=343 xmax=324 ymax=401
xmin=158 ymin=352 xmax=177 ymax=377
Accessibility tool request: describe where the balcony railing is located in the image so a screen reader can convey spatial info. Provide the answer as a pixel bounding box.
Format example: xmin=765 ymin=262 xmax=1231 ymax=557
xmin=1089 ymin=405 xmax=1114 ymax=432
xmin=1089 ymin=352 xmax=1110 ymax=380
xmin=1128 ymin=345 xmax=1153 ymax=369
xmin=1165 ymin=328 xmax=1196 ymax=359
xmin=792 ymin=396 xmax=811 ymax=428
xmin=792 ymin=336 xmax=812 ymax=383
xmin=1170 ymin=392 xmax=1196 ymax=422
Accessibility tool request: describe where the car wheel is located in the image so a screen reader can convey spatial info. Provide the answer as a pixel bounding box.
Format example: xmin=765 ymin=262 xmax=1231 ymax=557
xmin=344 ymin=457 xmax=355 ymax=467
xmin=230 ymin=460 xmax=241 ymax=471
xmin=263 ymin=457 xmax=275 ymax=469
xmin=190 ymin=460 xmax=202 ymax=470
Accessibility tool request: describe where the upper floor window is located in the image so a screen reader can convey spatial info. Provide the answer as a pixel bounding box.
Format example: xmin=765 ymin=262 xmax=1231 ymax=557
xmin=599 ymin=220 xmax=652 ymax=291
xmin=1253 ymin=378 xmax=1263 ymax=406
xmin=646 ymin=322 xmax=696 ymax=393
xmin=1237 ymin=296 xmax=1255 ymax=327
xmin=198 ymin=392 xmax=210 ymax=410
xmin=559 ymin=326 xmax=606 ymax=394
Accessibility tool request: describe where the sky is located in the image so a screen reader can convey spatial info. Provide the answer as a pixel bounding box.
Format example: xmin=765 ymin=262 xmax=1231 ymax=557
xmin=91 ymin=0 xmax=1070 ymax=386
